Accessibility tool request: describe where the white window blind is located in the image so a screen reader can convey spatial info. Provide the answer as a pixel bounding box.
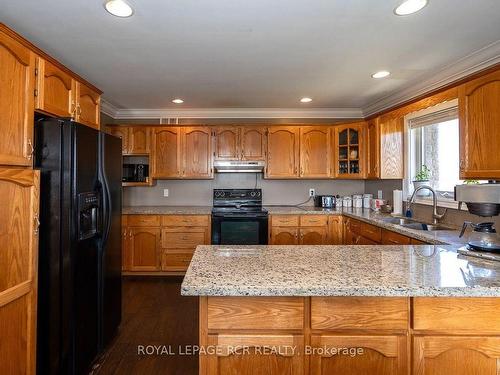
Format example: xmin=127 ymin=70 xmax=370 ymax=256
xmin=408 ymin=107 xmax=459 ymax=129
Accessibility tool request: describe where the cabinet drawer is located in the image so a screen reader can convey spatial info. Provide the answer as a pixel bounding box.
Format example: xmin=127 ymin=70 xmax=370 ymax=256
xmin=381 ymin=229 xmax=411 ymax=245
xmin=162 ymin=227 xmax=207 ymax=248
xmin=360 ymin=221 xmax=382 ymax=243
xmin=300 ymin=215 xmax=328 ymax=227
xmin=410 ymin=238 xmax=429 ymax=245
xmin=207 ymin=297 xmax=304 ymax=330
xmin=311 ymin=297 xmax=409 ymax=330
xmin=271 ymin=215 xmax=300 ymax=227
xmin=162 ymin=250 xmax=193 ymax=272
xmin=348 ymin=218 xmax=362 ymax=234
xmin=161 ymin=215 xmax=209 ymax=227
xmin=413 ymin=298 xmax=500 ymax=333
xmin=127 ymin=215 xmax=160 ymax=227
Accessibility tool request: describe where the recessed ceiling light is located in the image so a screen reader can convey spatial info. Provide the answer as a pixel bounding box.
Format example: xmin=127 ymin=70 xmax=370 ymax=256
xmin=371 ymin=71 xmax=391 ymax=79
xmin=172 ymin=98 xmax=184 ymax=104
xmin=300 ymin=97 xmax=313 ymax=103
xmin=104 ymin=0 xmax=134 ymax=18
xmin=394 ymin=0 xmax=428 ymax=16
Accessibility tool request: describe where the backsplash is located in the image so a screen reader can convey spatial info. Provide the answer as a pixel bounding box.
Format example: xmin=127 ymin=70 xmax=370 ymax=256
xmin=123 ymin=173 xmax=365 ymax=206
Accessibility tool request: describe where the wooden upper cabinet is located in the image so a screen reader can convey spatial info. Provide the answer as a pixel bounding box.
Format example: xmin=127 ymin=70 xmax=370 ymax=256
xmin=0 ymin=168 xmax=40 ymax=375
xmin=152 ymin=127 xmax=181 ymax=178
xmin=107 ymin=126 xmax=129 ymax=154
xmin=182 ymin=127 xmax=213 ymax=178
xmin=266 ymin=127 xmax=300 ymax=178
xmin=367 ymin=118 xmax=380 ymax=179
xmin=0 ymin=29 xmax=35 ymax=167
xmin=214 ymin=127 xmax=240 ymax=160
xmin=332 ymin=122 xmax=366 ymax=179
xmin=35 ymin=57 xmax=75 ymax=118
xmin=300 ymin=126 xmax=331 ymax=178
xmin=241 ymin=127 xmax=267 ymax=160
xmin=459 ymin=69 xmax=500 ymax=179
xmin=379 ymin=116 xmax=404 ymax=179
xmin=74 ymin=81 xmax=100 ymax=129
xmin=128 ymin=126 xmax=150 ymax=155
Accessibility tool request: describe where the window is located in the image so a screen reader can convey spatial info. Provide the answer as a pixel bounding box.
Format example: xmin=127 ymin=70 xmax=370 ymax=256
xmin=405 ymin=100 xmax=462 ymax=203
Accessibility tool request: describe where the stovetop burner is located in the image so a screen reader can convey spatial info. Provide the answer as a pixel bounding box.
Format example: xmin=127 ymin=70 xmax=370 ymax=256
xmin=212 ymin=189 xmax=267 ymax=216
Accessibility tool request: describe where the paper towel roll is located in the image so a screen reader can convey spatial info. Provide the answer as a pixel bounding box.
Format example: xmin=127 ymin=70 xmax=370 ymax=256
xmin=393 ymin=190 xmax=403 ymax=215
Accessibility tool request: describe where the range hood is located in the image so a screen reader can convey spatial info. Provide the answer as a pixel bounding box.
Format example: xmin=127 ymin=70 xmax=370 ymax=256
xmin=214 ymin=160 xmax=265 ymax=173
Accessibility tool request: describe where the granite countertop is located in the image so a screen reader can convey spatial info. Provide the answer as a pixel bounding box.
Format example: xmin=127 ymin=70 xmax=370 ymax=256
xmin=181 ymin=245 xmax=500 ymax=297
xmin=122 ymin=205 xmax=466 ymax=245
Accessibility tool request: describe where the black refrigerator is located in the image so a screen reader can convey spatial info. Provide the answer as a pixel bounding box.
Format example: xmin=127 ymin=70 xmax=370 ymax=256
xmin=35 ymin=119 xmax=122 ymax=375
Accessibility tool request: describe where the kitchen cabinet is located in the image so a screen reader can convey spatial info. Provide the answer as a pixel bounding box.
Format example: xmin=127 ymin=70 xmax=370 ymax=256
xmin=266 ymin=127 xmax=300 ymax=178
xmin=128 ymin=126 xmax=150 ymax=154
xmin=241 ymin=127 xmax=267 ymax=160
xmin=310 ymin=335 xmax=407 ymax=375
xmin=35 ymin=57 xmax=76 ymax=118
xmin=128 ymin=227 xmax=161 ymax=271
xmin=73 ymin=81 xmax=100 ymax=129
xmin=367 ymin=118 xmax=380 ymax=179
xmin=344 ymin=218 xmax=382 ymax=245
xmin=458 ymin=69 xmax=500 ymax=179
xmin=183 ymin=127 xmax=213 ymax=178
xmin=271 ymin=227 xmax=299 ymax=245
xmin=299 ymin=126 xmax=331 ymax=178
xmin=270 ymin=215 xmax=330 ymax=245
xmin=107 ymin=126 xmax=129 ymax=154
xmin=332 ymin=122 xmax=366 ymax=179
xmin=214 ymin=126 xmax=240 ymax=160
xmin=299 ymin=227 xmax=327 ymax=245
xmin=381 ymin=229 xmax=411 ymax=245
xmin=152 ymin=126 xmax=181 ymax=178
xmin=0 ymin=28 xmax=35 ymax=167
xmin=328 ymin=216 xmax=343 ymax=244
xmin=0 ymin=168 xmax=40 ymax=375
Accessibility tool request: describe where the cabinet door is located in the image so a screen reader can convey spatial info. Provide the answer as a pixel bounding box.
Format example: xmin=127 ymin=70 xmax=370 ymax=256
xmin=381 ymin=229 xmax=411 ymax=245
xmin=241 ymin=127 xmax=267 ymax=161
xmin=459 ymin=70 xmax=500 ymax=179
xmin=266 ymin=127 xmax=300 ymax=178
xmin=75 ymin=81 xmax=100 ymax=129
xmin=129 ymin=227 xmax=160 ymax=271
xmin=206 ymin=334 xmax=304 ymax=375
xmin=35 ymin=57 xmax=75 ymax=118
xmin=300 ymin=126 xmax=331 ymax=178
xmin=414 ymin=336 xmax=500 ymax=375
xmin=152 ymin=127 xmax=181 ymax=178
xmin=310 ymin=335 xmax=407 ymax=375
xmin=328 ymin=216 xmax=343 ymax=244
xmin=121 ymin=218 xmax=130 ymax=271
xmin=182 ymin=127 xmax=213 ymax=178
xmin=0 ymin=169 xmax=40 ymax=375
xmin=353 ymin=234 xmax=379 ymax=245
xmin=271 ymin=227 xmax=299 ymax=245
xmin=0 ymin=30 xmax=35 ymax=166
xmin=379 ymin=116 xmax=404 ymax=179
xmin=128 ymin=126 xmax=150 ymax=155
xmin=367 ymin=118 xmax=380 ymax=179
xmin=214 ymin=127 xmax=240 ymax=161
xmin=108 ymin=126 xmax=129 ymax=154
xmin=332 ymin=122 xmax=366 ymax=179
xmin=299 ymin=227 xmax=328 ymax=245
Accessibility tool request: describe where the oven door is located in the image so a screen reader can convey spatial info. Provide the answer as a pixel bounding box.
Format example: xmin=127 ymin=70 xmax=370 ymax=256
xmin=211 ymin=214 xmax=268 ymax=245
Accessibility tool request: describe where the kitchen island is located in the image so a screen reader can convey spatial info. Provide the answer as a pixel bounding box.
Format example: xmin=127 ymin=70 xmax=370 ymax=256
xmin=182 ymin=245 xmax=500 ymax=375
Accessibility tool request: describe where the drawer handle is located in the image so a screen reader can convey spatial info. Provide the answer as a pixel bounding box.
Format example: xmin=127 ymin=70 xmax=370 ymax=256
xmin=34 ymin=213 xmax=40 ymax=235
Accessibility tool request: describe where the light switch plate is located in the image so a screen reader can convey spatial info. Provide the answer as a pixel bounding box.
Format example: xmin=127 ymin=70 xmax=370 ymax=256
xmin=163 ymin=189 xmax=169 ymax=197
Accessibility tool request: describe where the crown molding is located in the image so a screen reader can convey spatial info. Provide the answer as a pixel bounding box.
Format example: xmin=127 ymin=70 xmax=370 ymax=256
xmin=105 ymin=106 xmax=364 ymax=120
xmin=100 ymin=99 xmax=119 ymax=118
xmin=362 ymin=40 xmax=500 ymax=116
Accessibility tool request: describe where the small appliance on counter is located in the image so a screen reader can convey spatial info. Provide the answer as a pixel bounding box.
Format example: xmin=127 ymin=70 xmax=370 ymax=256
xmin=455 ymin=182 xmax=500 ymax=258
xmin=314 ymin=195 xmax=337 ymax=208
xmin=123 ymin=163 xmax=149 ymax=182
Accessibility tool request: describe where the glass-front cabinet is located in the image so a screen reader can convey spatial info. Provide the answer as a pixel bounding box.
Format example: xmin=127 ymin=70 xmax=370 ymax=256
xmin=332 ymin=122 xmax=366 ymax=179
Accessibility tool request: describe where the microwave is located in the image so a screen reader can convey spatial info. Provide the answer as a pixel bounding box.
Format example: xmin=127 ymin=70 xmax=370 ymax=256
xmin=123 ymin=163 xmax=149 ymax=182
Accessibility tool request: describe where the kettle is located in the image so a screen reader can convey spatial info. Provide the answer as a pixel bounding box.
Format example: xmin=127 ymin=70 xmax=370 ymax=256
xmin=459 ymin=221 xmax=500 ymax=251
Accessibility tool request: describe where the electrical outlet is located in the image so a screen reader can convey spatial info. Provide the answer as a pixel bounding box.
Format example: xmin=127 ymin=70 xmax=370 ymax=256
xmin=309 ymin=188 xmax=315 ymax=197
xmin=163 ymin=189 xmax=169 ymax=197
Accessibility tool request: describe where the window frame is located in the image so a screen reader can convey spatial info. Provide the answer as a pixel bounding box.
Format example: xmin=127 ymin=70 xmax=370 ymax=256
xmin=403 ymin=99 xmax=464 ymax=210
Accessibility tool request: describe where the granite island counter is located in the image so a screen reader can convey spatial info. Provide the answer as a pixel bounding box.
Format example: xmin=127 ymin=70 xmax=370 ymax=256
xmin=182 ymin=245 xmax=500 ymax=375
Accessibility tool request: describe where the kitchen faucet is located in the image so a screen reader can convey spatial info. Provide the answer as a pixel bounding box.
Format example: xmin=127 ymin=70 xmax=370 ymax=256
xmin=407 ymin=185 xmax=447 ymax=225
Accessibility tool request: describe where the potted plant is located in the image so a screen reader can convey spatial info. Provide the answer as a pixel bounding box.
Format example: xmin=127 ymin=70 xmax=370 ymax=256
xmin=413 ymin=165 xmax=431 ymax=196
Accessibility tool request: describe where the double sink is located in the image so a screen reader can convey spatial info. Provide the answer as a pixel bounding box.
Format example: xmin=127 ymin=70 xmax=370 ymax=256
xmin=380 ymin=217 xmax=449 ymax=231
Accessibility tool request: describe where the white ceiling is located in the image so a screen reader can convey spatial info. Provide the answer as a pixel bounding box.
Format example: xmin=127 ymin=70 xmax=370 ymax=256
xmin=1 ymin=0 xmax=500 ymax=115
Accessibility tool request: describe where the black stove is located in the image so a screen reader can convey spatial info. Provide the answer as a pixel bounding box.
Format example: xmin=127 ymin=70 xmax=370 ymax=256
xmin=211 ymin=189 xmax=268 ymax=245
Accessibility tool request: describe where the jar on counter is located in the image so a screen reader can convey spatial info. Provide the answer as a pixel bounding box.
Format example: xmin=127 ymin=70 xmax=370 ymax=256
xmin=343 ymin=196 xmax=352 ymax=208
xmin=353 ymin=194 xmax=363 ymax=208
xmin=363 ymin=194 xmax=373 ymax=209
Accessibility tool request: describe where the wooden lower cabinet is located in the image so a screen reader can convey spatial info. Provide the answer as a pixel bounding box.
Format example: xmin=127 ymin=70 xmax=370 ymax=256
xmin=413 ymin=336 xmax=500 ymax=375
xmin=206 ymin=334 xmax=304 ymax=375
xmin=271 ymin=227 xmax=299 ymax=245
xmin=270 ymin=215 xmax=331 ymax=245
xmin=310 ymin=335 xmax=407 ymax=375
xmin=300 ymin=227 xmax=327 ymax=245
xmin=122 ymin=214 xmax=210 ymax=274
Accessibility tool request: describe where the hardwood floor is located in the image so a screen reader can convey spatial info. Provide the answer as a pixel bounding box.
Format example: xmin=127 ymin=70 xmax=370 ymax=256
xmin=94 ymin=276 xmax=198 ymax=375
